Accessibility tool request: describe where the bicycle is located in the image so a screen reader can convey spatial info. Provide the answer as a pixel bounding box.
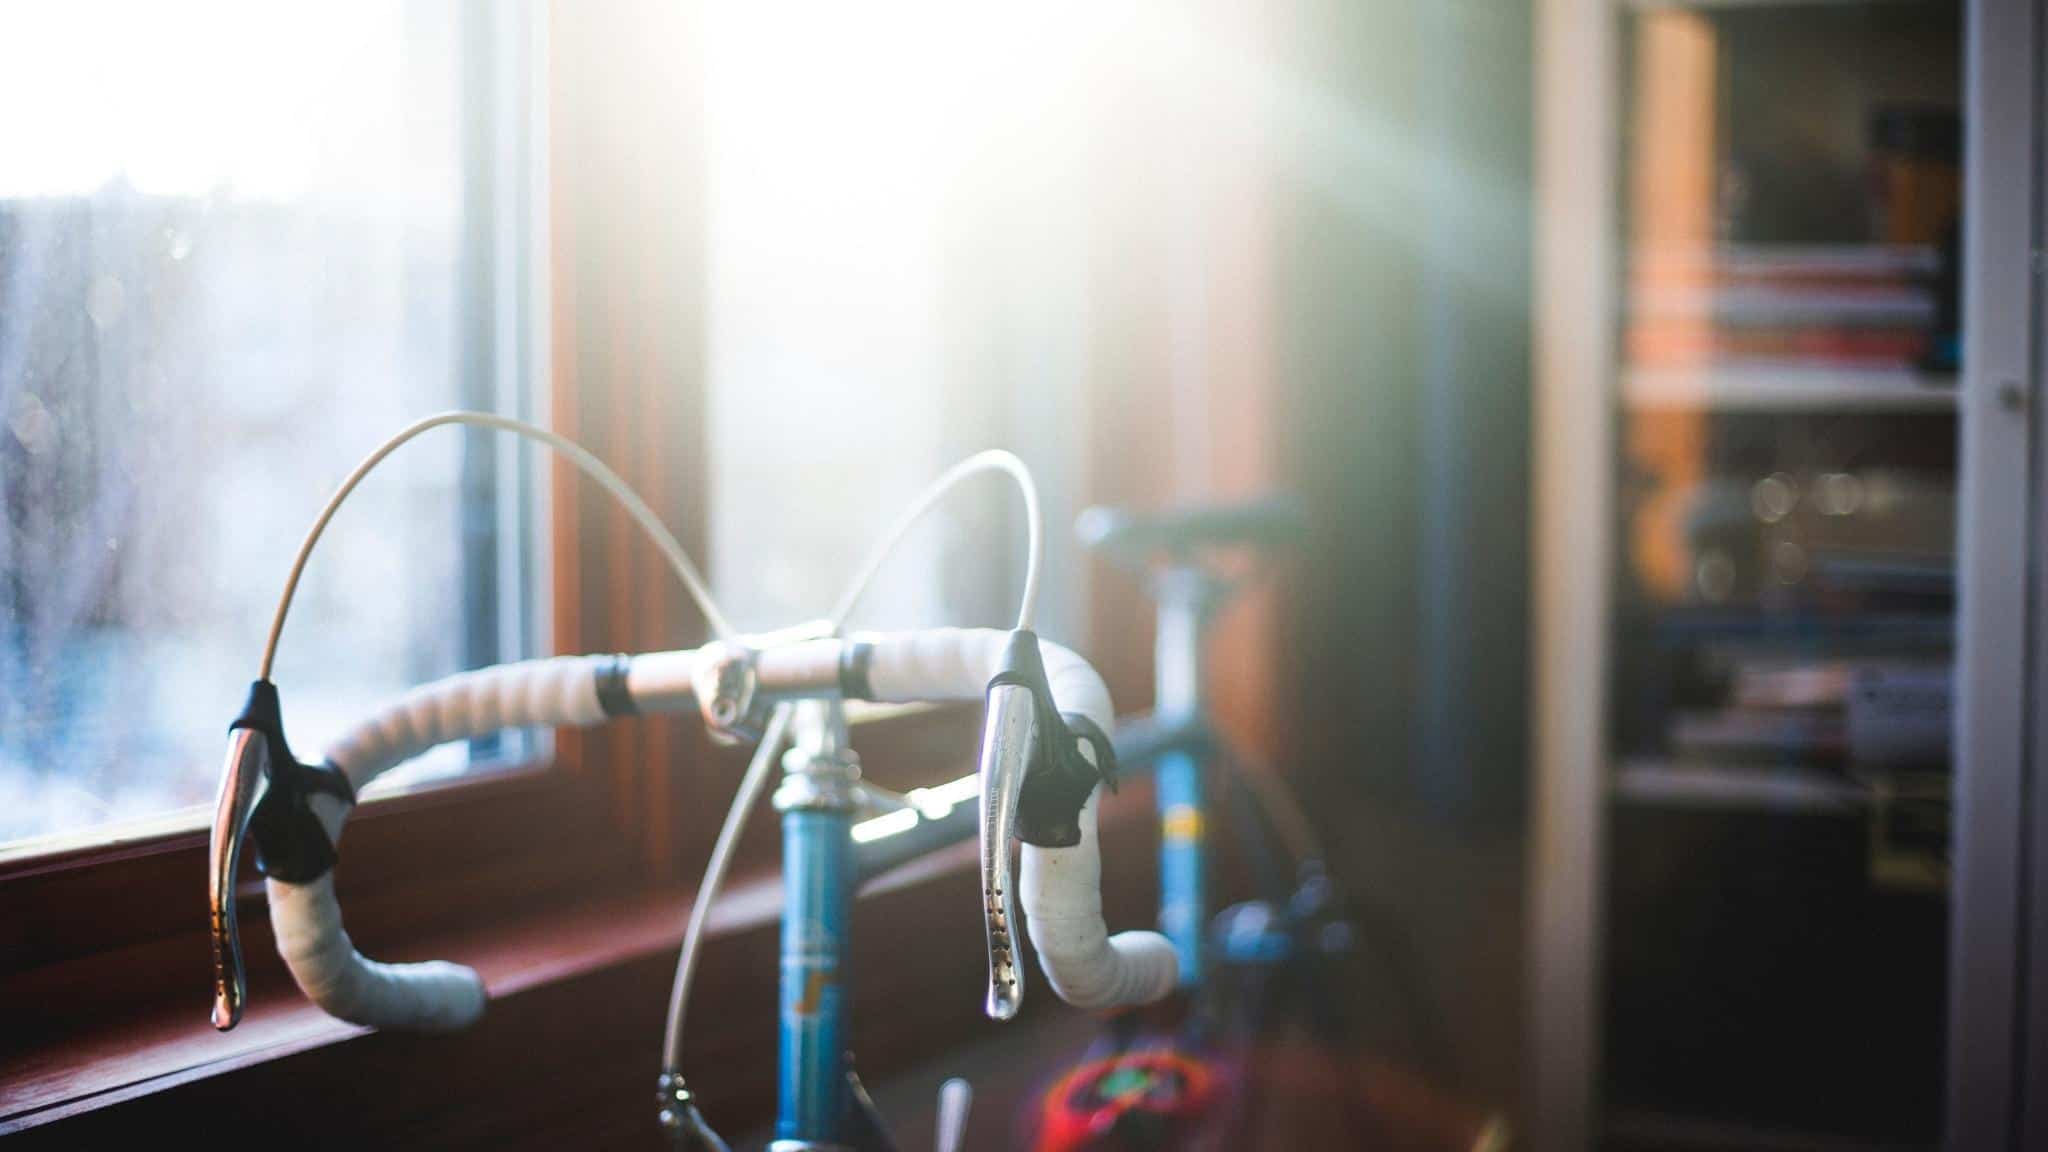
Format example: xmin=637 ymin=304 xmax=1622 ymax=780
xmin=205 ymin=412 xmax=1176 ymax=1151
xmin=997 ymin=498 xmax=1339 ymax=1151
xmin=1075 ymin=499 xmax=1314 ymax=988
xmin=842 ymin=496 xmax=1357 ymax=1147
xmin=1037 ymin=499 xmax=1502 ymax=1152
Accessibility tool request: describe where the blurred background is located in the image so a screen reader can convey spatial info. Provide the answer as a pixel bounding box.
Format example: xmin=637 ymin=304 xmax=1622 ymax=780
xmin=0 ymin=0 xmax=1996 ymax=1148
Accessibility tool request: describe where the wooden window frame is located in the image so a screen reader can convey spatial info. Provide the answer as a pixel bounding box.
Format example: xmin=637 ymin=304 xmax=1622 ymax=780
xmin=0 ymin=0 xmax=728 ymax=1126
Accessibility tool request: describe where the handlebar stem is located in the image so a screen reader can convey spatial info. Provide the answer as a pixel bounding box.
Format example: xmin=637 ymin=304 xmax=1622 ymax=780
xmin=774 ymin=699 xmax=863 ymax=813
xmin=691 ymin=641 xmax=769 ymax=744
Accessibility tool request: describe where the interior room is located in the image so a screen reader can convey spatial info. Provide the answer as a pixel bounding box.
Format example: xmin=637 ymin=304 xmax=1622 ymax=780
xmin=1 ymin=0 xmax=2038 ymax=1148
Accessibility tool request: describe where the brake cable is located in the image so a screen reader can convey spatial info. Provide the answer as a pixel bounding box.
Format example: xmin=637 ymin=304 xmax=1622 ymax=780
xmin=259 ymin=410 xmax=734 ymax=683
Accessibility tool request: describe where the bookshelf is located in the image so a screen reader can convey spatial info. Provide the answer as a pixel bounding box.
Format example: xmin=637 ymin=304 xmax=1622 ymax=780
xmin=1528 ymin=0 xmax=1994 ymax=1148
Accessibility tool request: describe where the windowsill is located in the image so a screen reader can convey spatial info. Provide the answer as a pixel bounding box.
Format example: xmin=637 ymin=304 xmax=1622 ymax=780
xmin=1 ymin=785 xmax=1151 ymax=1136
xmin=0 ymin=871 xmax=750 ymax=1133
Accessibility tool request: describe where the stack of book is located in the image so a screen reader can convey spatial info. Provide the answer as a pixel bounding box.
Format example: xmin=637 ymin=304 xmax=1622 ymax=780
xmin=1666 ymin=657 xmax=1950 ymax=771
xmin=1628 ymin=245 xmax=1941 ymax=375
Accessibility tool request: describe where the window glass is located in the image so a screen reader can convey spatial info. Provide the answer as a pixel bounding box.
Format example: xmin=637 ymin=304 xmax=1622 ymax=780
xmin=0 ymin=1 xmax=535 ymax=853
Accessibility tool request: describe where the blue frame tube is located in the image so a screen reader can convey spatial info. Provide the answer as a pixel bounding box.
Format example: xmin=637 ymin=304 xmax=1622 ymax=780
xmin=1153 ymin=572 xmax=1213 ymax=987
xmin=778 ymin=807 xmax=853 ymax=1141
xmin=1155 ymin=747 xmax=1206 ymax=986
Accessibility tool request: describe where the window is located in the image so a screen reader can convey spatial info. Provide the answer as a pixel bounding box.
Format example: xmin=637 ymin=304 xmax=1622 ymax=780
xmin=0 ymin=1 xmax=541 ymax=854
xmin=702 ymin=0 xmax=1096 ymax=639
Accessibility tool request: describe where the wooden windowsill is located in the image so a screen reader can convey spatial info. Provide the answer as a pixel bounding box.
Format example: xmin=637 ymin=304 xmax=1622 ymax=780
xmin=0 ymin=873 xmax=768 ymax=1133
xmin=1 ymin=787 xmax=1151 ymax=1137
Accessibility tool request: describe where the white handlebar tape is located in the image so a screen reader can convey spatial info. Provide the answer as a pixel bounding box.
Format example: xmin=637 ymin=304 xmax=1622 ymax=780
xmin=1019 ymin=793 xmax=1180 ymax=1009
xmin=267 ymin=873 xmax=488 ymax=1031
xmin=267 ymin=631 xmax=1172 ymax=1030
xmin=862 ymin=628 xmax=1179 ymax=1011
xmin=267 ymin=655 xmax=611 ymax=1032
xmin=325 ymin=654 xmax=610 ymax=796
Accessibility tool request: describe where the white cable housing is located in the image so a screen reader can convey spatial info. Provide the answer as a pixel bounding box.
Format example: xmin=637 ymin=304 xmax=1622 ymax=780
xmin=260 ymin=410 xmax=732 ymax=680
xmin=828 ymin=450 xmax=1043 ymax=633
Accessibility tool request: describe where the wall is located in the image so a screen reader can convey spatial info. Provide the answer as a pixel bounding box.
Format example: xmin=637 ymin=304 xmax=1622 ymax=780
xmin=1275 ymin=0 xmax=1535 ymax=1116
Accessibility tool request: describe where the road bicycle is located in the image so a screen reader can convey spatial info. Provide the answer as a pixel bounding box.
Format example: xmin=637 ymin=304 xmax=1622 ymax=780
xmin=206 ymin=412 xmax=1175 ymax=1151
xmin=1028 ymin=500 xmax=1505 ymax=1152
xmin=1010 ymin=499 xmax=1340 ymax=1151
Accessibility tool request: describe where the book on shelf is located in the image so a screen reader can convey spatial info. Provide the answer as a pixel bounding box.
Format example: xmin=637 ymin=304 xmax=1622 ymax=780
xmin=1630 ymin=328 xmax=1933 ymax=369
xmin=1631 ymin=244 xmax=1938 ymax=281
xmin=1659 ymin=658 xmax=1949 ymax=771
xmin=1629 ymin=244 xmax=1945 ymax=376
xmin=1669 ymin=707 xmax=1844 ymax=761
xmin=1728 ymin=659 xmax=1852 ymax=711
xmin=1630 ymin=286 xmax=1935 ymax=326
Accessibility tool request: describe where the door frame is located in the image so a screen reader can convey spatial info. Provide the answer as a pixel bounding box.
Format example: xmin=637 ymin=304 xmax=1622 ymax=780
xmin=1949 ymin=0 xmax=2043 ymax=1147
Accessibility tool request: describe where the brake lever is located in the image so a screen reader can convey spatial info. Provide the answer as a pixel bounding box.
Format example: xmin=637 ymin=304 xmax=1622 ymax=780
xmin=207 ymin=680 xmax=355 ymax=1031
xmin=976 ymin=631 xmax=1119 ymax=1022
xmin=978 ymin=679 xmax=1035 ymax=1021
xmin=209 ymin=726 xmax=269 ymax=1030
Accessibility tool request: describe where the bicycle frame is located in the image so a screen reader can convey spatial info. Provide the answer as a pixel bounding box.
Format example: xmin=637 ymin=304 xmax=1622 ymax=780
xmin=1151 ymin=566 xmax=1230 ymax=987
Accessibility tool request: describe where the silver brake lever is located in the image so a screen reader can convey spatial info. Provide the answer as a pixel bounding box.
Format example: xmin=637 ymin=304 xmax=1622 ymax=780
xmin=977 ymin=682 xmax=1036 ymax=1021
xmin=209 ymin=728 xmax=270 ymax=1030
